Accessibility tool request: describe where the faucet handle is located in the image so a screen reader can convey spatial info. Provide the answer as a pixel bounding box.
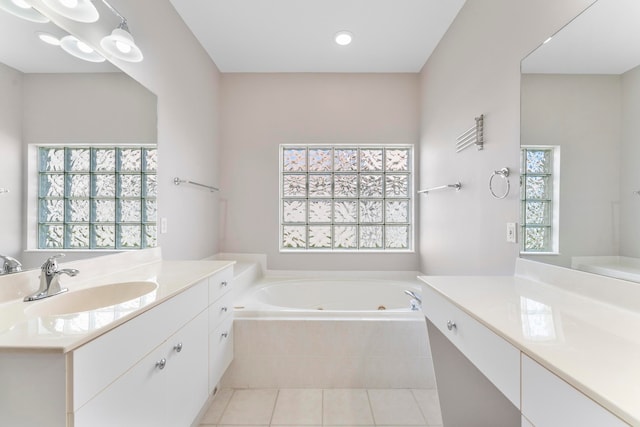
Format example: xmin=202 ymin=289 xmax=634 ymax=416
xmin=42 ymin=253 xmax=64 ymax=274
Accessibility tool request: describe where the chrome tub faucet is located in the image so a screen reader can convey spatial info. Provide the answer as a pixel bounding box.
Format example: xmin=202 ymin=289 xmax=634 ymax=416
xmin=404 ymin=289 xmax=422 ymax=311
xmin=24 ymin=254 xmax=79 ymax=302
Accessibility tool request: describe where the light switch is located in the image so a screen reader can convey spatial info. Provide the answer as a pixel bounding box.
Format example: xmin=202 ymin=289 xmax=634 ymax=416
xmin=506 ymin=222 xmax=517 ymax=243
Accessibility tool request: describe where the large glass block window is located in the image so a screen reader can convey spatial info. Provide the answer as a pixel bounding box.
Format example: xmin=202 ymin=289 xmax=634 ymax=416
xmin=38 ymin=146 xmax=157 ymax=249
xmin=520 ymin=146 xmax=558 ymax=253
xmin=280 ymin=145 xmax=413 ymax=251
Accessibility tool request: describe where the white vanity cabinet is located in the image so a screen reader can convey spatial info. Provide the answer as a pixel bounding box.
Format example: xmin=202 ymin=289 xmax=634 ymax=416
xmin=73 ymin=279 xmax=210 ymax=427
xmin=207 ymin=266 xmax=234 ymax=392
xmin=521 ymin=355 xmax=627 ymax=427
xmin=421 ymin=284 xmax=521 ymax=407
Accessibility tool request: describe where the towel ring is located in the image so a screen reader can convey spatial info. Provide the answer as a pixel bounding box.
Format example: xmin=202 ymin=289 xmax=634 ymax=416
xmin=489 ymin=168 xmax=510 ymax=199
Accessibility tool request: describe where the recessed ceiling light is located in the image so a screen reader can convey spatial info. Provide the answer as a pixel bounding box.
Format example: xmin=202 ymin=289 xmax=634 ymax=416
xmin=335 ymin=31 xmax=353 ymax=46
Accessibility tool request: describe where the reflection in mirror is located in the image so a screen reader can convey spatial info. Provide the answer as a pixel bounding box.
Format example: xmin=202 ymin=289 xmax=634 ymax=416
xmin=0 ymin=8 xmax=157 ymax=270
xmin=520 ymin=0 xmax=640 ymax=281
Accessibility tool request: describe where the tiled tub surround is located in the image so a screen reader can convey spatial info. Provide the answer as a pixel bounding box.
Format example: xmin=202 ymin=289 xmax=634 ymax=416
xmin=222 ymin=272 xmax=435 ymax=389
xmin=420 ymin=258 xmax=639 ymax=426
xmin=0 ymin=249 xmax=235 ymax=426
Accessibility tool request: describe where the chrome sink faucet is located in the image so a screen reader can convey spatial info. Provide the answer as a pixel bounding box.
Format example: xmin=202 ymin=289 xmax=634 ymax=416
xmin=24 ymin=254 xmax=79 ymax=302
xmin=0 ymin=254 xmax=22 ymax=274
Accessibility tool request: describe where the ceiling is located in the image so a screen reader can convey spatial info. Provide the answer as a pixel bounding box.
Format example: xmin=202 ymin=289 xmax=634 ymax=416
xmin=522 ymin=0 xmax=640 ymax=74
xmin=169 ymin=0 xmax=466 ymax=73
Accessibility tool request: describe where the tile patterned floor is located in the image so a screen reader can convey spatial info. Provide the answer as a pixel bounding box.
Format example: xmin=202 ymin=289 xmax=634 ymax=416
xmin=199 ymin=388 xmax=443 ymax=427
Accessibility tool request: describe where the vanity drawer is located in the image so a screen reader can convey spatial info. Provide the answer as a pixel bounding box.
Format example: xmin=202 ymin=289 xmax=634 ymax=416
xmin=209 ymin=291 xmax=233 ymax=331
xmin=208 ymin=266 xmax=233 ymax=304
xmin=72 ymin=279 xmax=208 ymax=411
xmin=422 ymin=284 xmax=520 ymax=407
xmin=209 ymin=316 xmax=233 ymax=392
xmin=521 ymin=355 xmax=627 ymax=427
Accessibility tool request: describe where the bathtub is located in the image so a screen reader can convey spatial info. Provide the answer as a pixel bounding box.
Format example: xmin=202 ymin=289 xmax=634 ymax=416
xmin=234 ymin=277 xmax=423 ymax=317
xmin=222 ymin=273 xmax=436 ymax=389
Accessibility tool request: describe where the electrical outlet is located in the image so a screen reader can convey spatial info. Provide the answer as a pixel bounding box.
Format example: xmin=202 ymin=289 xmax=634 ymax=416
xmin=506 ymin=222 xmax=517 ymax=243
xmin=161 ymin=217 xmax=168 ymax=234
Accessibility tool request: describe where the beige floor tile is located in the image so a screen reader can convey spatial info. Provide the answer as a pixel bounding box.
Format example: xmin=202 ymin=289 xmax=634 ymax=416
xmin=200 ymin=388 xmax=234 ymax=424
xmin=411 ymin=389 xmax=443 ymax=426
xmin=323 ymin=389 xmax=375 ymax=426
xmin=367 ymin=389 xmax=426 ymax=426
xmin=218 ymin=388 xmax=278 ymax=425
xmin=271 ymin=388 xmax=323 ymax=425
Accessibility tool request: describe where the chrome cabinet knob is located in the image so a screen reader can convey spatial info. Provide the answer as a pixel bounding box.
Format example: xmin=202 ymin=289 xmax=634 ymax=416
xmin=221 ymin=332 xmax=229 ymax=338
xmin=174 ymin=342 xmax=183 ymax=353
xmin=446 ymin=320 xmax=457 ymax=331
xmin=156 ymin=358 xmax=167 ymax=370
xmin=221 ymin=281 xmax=228 ymax=287
xmin=221 ymin=306 xmax=228 ymax=313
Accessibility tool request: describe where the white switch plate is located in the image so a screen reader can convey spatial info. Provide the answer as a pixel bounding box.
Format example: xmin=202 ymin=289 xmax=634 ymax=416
xmin=506 ymin=222 xmax=517 ymax=243
xmin=161 ymin=217 xmax=168 ymax=234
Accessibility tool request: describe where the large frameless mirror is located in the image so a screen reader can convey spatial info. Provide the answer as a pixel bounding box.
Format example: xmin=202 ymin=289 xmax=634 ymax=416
xmin=520 ymin=0 xmax=640 ymax=281
xmin=0 ymin=7 xmax=157 ymax=270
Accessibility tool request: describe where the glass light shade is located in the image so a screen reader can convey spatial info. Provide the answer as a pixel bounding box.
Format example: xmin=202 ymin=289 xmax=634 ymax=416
xmin=41 ymin=0 xmax=99 ymax=23
xmin=0 ymin=0 xmax=50 ymax=22
xmin=36 ymin=31 xmax=61 ymax=45
xmin=60 ymin=35 xmax=105 ymax=62
xmin=100 ymin=27 xmax=143 ymax=62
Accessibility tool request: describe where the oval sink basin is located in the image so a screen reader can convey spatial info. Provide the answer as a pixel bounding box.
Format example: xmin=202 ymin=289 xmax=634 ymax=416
xmin=25 ymin=281 xmax=158 ymax=317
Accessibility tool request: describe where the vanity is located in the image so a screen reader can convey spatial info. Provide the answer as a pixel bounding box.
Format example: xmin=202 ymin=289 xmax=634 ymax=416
xmin=0 ymin=249 xmax=234 ymax=427
xmin=419 ymin=258 xmax=638 ymax=427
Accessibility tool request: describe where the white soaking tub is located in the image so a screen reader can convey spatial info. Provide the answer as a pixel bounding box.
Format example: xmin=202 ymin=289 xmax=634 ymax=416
xmin=222 ymin=273 xmax=436 ymax=389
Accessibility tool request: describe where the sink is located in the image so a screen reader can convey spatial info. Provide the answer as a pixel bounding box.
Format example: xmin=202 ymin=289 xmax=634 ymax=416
xmin=25 ymin=281 xmax=158 ymax=317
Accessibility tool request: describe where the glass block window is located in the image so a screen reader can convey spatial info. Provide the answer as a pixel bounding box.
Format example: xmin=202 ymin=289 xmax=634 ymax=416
xmin=520 ymin=147 xmax=558 ymax=253
xmin=280 ymin=145 xmax=413 ymax=251
xmin=38 ymin=146 xmax=157 ymax=249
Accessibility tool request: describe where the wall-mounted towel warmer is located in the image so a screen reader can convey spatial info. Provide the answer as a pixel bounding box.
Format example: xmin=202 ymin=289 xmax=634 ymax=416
xmin=456 ymin=114 xmax=484 ymax=153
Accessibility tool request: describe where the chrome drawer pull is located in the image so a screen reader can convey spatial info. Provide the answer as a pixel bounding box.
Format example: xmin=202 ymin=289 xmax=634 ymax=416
xmin=447 ymin=320 xmax=457 ymax=331
xmin=174 ymin=342 xmax=183 ymax=353
xmin=221 ymin=281 xmax=228 ymax=287
xmin=221 ymin=307 xmax=228 ymax=313
xmin=221 ymin=332 xmax=229 ymax=338
xmin=156 ymin=358 xmax=167 ymax=370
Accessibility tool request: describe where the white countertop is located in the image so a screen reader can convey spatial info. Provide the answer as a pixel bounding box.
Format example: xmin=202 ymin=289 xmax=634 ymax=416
xmin=418 ymin=263 xmax=640 ymax=426
xmin=0 ymin=257 xmax=234 ymax=353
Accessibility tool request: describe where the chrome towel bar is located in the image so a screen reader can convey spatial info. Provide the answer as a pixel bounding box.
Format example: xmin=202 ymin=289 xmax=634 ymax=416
xmin=173 ymin=177 xmax=219 ymax=192
xmin=418 ymin=182 xmax=462 ymax=194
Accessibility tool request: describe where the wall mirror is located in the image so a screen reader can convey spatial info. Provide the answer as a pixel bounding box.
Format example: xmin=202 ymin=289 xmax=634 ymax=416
xmin=0 ymin=8 xmax=157 ymax=270
xmin=520 ymin=0 xmax=640 ymax=281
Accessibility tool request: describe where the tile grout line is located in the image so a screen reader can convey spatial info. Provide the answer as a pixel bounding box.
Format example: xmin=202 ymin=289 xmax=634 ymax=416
xmin=410 ymin=388 xmax=429 ymax=426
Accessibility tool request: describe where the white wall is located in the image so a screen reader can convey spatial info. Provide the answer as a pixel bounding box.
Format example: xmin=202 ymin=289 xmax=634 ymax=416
xmin=418 ymin=0 xmax=595 ymax=274
xmin=620 ymin=65 xmax=640 ymax=257
xmin=521 ymin=74 xmax=621 ymax=267
xmin=0 ymin=63 xmax=23 ymax=259
xmin=220 ymin=73 xmax=420 ymax=271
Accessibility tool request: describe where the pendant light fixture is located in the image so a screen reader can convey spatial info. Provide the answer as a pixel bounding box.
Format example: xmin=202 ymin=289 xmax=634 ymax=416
xmin=60 ymin=34 xmax=105 ymax=62
xmin=41 ymin=0 xmax=99 ymax=23
xmin=0 ymin=0 xmax=50 ymax=23
xmin=99 ymin=0 xmax=143 ymax=62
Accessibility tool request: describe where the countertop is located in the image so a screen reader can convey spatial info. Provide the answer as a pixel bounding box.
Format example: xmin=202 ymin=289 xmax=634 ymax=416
xmin=418 ymin=265 xmax=640 ymax=426
xmin=0 ymin=257 xmax=234 ymax=353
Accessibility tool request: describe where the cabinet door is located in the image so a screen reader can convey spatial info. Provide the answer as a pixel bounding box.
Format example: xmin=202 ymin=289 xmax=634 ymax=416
xmin=164 ymin=310 xmax=209 ymax=427
xmin=521 ymin=354 xmax=627 ymax=427
xmin=74 ymin=346 xmax=167 ymax=427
